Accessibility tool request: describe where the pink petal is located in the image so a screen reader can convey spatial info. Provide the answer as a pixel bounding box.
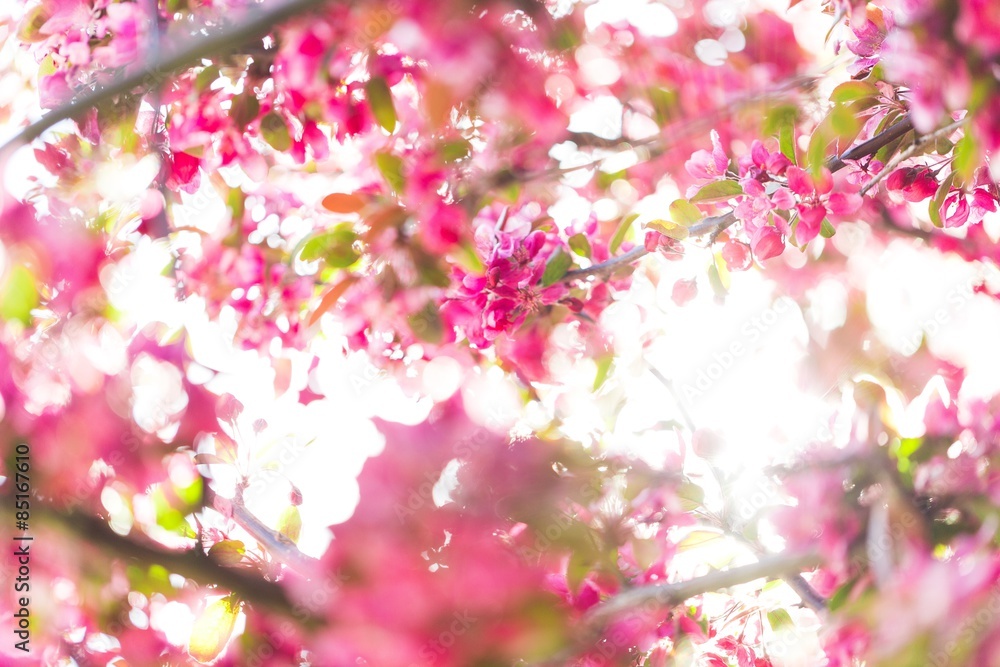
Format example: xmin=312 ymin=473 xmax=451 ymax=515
xmin=685 ymin=150 xmax=717 ymax=180
xmin=771 ymin=186 xmax=795 ymax=210
xmin=750 ymin=226 xmax=784 ymax=260
xmin=943 ymin=195 xmax=970 ymax=228
xmin=813 ymin=167 xmax=834 ymax=195
xmin=795 ymin=203 xmax=826 ymax=244
xmin=786 ymin=166 xmax=813 ymax=196
xmin=710 ymin=129 xmax=729 ymax=173
xmin=828 ymin=192 xmax=863 ymax=215
xmin=671 ymin=278 xmax=698 ymax=306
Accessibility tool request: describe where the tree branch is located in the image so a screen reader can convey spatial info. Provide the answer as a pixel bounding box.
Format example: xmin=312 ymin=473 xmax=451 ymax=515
xmin=564 ymin=114 xmax=918 ymax=282
xmin=827 ymin=115 xmax=914 ymax=172
xmin=645 ymin=363 xmax=828 ymax=612
xmin=859 ymin=116 xmax=967 ymax=197
xmin=27 ymin=499 xmax=321 ymax=623
xmin=0 ymin=0 xmax=330 ymax=156
xmin=585 ymin=551 xmax=821 ymax=626
xmin=203 ymin=485 xmax=320 ymax=574
xmin=562 ymin=245 xmax=648 ymax=281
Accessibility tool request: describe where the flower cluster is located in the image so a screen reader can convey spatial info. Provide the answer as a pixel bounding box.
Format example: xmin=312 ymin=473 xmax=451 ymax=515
xmin=448 ymin=210 xmax=569 ymax=346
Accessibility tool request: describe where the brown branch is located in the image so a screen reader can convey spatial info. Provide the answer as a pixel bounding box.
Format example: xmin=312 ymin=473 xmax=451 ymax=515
xmin=28 ymin=500 xmax=321 ymax=623
xmin=0 ymin=0 xmax=330 ymax=157
xmin=564 ymin=114 xmax=918 ymax=282
xmin=827 ymin=115 xmax=914 ymax=172
xmin=859 ymin=116 xmax=966 ymax=197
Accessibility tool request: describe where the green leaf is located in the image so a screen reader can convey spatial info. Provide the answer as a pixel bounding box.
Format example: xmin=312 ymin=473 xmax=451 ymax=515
xmin=828 ymin=577 xmax=858 ymax=611
xmin=689 ymin=180 xmax=743 ymax=204
xmin=195 ymin=65 xmax=220 ymax=93
xmin=929 ymin=172 xmax=955 ymax=228
xmin=677 ymin=529 xmax=724 ymax=552
xmin=830 ymin=103 xmax=861 ymax=140
xmin=299 ymin=223 xmax=360 ymax=268
xmin=151 ymin=488 xmax=186 ymax=533
xmin=593 ymin=354 xmax=613 ymax=391
xmin=677 ymin=481 xmax=705 ymax=511
xmin=568 ymin=233 xmax=592 ymax=258
xmin=767 ymin=608 xmax=795 ymax=632
xmin=765 ymin=104 xmax=802 ymax=165
xmin=410 ymin=247 xmax=451 ymax=287
xmin=830 ymin=80 xmax=878 ymax=104
xmin=440 ymin=139 xmax=471 ymax=162
xmin=230 ymin=92 xmax=259 ymax=129
xmin=365 ymin=76 xmax=397 ymax=133
xmin=609 ymin=213 xmax=638 ymax=254
xmin=260 ymin=112 xmax=291 ymax=151
xmin=408 ymin=300 xmax=445 ymax=343
xmin=820 ymin=218 xmax=836 ymax=238
xmin=780 ymin=125 xmax=797 ymax=165
xmin=566 ymin=551 xmax=592 ymax=592
xmin=208 ymin=540 xmax=246 ymax=566
xmin=953 ymin=134 xmax=979 ymax=184
xmin=0 ymin=265 xmax=38 ymax=325
xmin=763 ymin=104 xmax=797 ymax=137
xmin=375 ymin=151 xmax=405 ymax=193
xmin=646 ymin=218 xmax=688 ymax=240
xmin=227 ymin=188 xmax=245 ymax=224
xmin=277 ymin=505 xmax=302 ymax=544
xmin=189 ymin=595 xmax=241 ymax=664
xmin=540 ymin=247 xmax=573 ymax=286
xmin=631 ymin=537 xmax=660 ymax=571
xmin=454 ymin=241 xmax=484 ymax=273
xmin=669 ymin=199 xmax=702 ymax=226
xmin=176 ymin=475 xmax=203 ymax=507
xmin=892 ymin=436 xmax=924 ymax=461
xmin=707 ymin=262 xmax=728 ymax=299
xmin=596 ymin=168 xmax=626 ymax=190
xmin=648 ymin=86 xmax=679 ymax=125
xmin=713 ymin=251 xmax=731 ymax=290
xmin=807 ymin=121 xmax=832 ymax=177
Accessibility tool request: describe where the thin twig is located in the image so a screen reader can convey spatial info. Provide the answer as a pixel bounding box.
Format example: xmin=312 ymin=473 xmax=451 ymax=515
xmin=562 ymin=245 xmax=648 ymax=281
xmin=203 ymin=486 xmax=321 ymax=574
xmin=0 ymin=0 xmax=330 ymax=156
xmin=564 ymin=114 xmax=919 ymax=282
xmin=645 ymin=362 xmax=828 ymax=612
xmin=585 ymin=551 xmax=821 ymax=626
xmin=859 ymin=116 xmax=968 ymax=197
xmin=25 ymin=499 xmax=320 ymax=622
xmin=826 ymin=115 xmax=914 ymax=172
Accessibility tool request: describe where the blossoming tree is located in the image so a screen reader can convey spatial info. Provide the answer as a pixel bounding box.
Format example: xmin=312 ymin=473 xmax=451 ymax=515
xmin=1 ymin=0 xmax=999 ymax=663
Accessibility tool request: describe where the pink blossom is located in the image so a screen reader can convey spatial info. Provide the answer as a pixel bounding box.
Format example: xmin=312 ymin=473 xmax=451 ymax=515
xmin=685 ymin=130 xmax=729 ymax=181
xmin=750 ymin=225 xmax=784 ymax=261
xmin=721 ymin=239 xmax=752 ymax=271
xmin=786 ymin=166 xmax=861 ymax=244
xmin=885 ymin=166 xmax=939 ymax=203
xmin=740 ymin=140 xmax=791 ymax=180
xmin=955 ymin=0 xmax=1000 ymax=58
xmin=672 ymin=278 xmax=698 ymax=306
